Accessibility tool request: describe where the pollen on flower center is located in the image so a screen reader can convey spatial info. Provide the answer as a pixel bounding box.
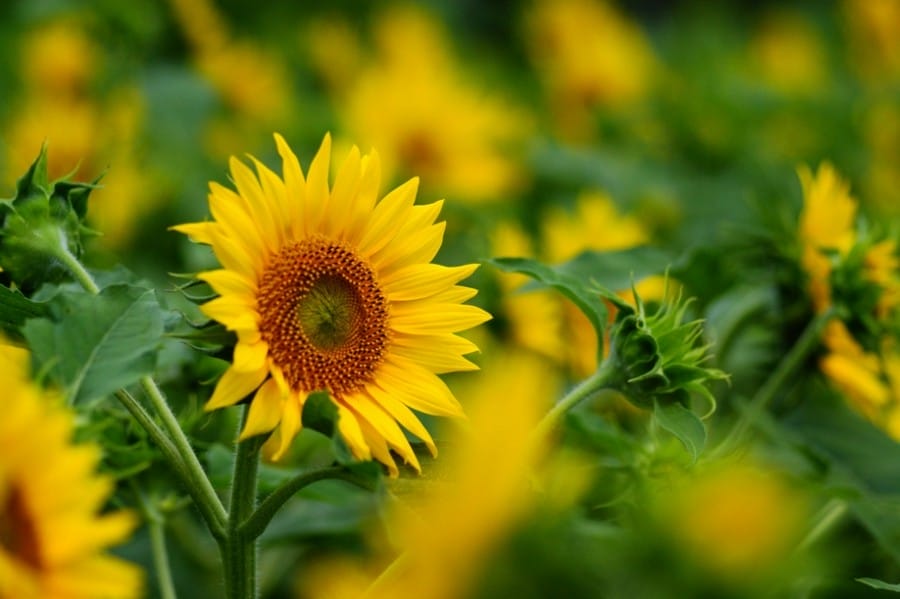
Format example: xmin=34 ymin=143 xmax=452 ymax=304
xmin=257 ymin=236 xmax=389 ymax=397
xmin=0 ymin=485 xmax=42 ymax=568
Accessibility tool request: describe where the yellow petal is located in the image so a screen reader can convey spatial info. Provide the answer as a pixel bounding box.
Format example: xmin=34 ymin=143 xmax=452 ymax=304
xmin=390 ymin=334 xmax=479 ymax=374
xmin=348 ymin=392 xmax=419 ymax=472
xmin=390 ymin=303 xmax=491 ymax=334
xmin=201 ymin=296 xmax=258 ymax=332
xmin=206 ymin=365 xmax=268 ymax=410
xmin=262 ymin=390 xmax=303 ymax=460
xmin=326 ymin=145 xmax=362 ymax=237
xmin=305 ymin=133 xmax=332 ymax=234
xmin=240 ymin=378 xmax=287 ymax=440
xmin=232 ymin=340 xmax=268 ymax=372
xmin=334 ymin=400 xmax=371 ymax=460
xmin=355 ymin=414 xmax=400 ymax=477
xmin=198 ymin=269 xmax=257 ymax=297
xmin=274 ymin=132 xmax=307 ymax=240
xmin=382 ymin=263 xmax=478 ymax=301
xmin=171 ymin=221 xmax=214 ymax=244
xmin=357 ymin=177 xmax=419 ymax=256
xmin=229 ymin=156 xmax=280 ymax=253
xmin=375 ymin=358 xmax=465 ymax=418
xmin=364 ymin=384 xmax=437 ymax=456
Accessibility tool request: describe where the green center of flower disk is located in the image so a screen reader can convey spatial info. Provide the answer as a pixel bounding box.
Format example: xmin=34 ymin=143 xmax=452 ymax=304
xmin=257 ymin=236 xmax=389 ymax=397
xmin=0 ymin=485 xmax=42 ymax=568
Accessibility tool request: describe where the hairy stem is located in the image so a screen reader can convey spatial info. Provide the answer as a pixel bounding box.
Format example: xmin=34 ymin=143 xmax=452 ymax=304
xmin=533 ymin=358 xmax=618 ymax=440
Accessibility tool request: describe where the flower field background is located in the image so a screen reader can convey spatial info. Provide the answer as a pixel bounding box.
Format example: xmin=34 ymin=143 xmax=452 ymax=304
xmin=2 ymin=0 xmax=900 ymax=597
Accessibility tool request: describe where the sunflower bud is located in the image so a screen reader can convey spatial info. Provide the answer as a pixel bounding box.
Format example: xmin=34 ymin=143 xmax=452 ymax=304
xmin=0 ymin=145 xmax=97 ymax=290
xmin=604 ymin=286 xmax=726 ymax=411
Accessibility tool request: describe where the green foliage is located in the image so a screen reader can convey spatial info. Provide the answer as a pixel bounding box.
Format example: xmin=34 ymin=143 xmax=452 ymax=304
xmin=22 ymin=283 xmax=164 ymax=403
xmin=653 ymin=400 xmax=706 ymax=462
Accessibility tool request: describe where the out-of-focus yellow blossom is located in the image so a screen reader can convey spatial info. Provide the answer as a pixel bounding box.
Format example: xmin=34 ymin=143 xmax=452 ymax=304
xmin=843 ymin=0 xmax=900 ymax=83
xmin=303 ymin=18 xmax=363 ymax=96
xmin=747 ymin=11 xmax=828 ymax=95
xmin=4 ymin=98 xmax=99 ymax=181
xmin=20 ymin=19 xmax=97 ymax=98
xmin=656 ymin=461 xmax=808 ymax=582
xmin=500 ymin=192 xmax=668 ymax=378
xmin=820 ymin=321 xmax=890 ymax=419
xmin=862 ymin=102 xmax=900 ymax=215
xmin=167 ymin=0 xmax=289 ymax=140
xmin=337 ymin=5 xmax=530 ymax=202
xmin=524 ymin=0 xmax=658 ymax=142
xmin=798 ymin=163 xmax=859 ymax=313
xmin=301 ymin=351 xmax=558 ymax=599
xmin=0 ymin=342 xmax=143 ymax=598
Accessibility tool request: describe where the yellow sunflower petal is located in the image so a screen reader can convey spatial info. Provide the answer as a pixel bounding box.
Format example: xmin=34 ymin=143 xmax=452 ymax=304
xmin=343 ymin=151 xmax=382 ymax=245
xmin=208 ymin=184 xmax=266 ymax=258
xmin=273 ymin=132 xmax=307 ymax=239
xmin=197 ymin=269 xmax=256 ymax=298
xmin=230 ymin=156 xmax=281 ymax=252
xmin=357 ymin=177 xmax=419 ymax=256
xmin=391 ymin=303 xmax=492 ymax=334
xmin=304 ymin=133 xmax=333 ymax=234
xmin=201 ymin=296 xmax=258 ymax=332
xmin=376 ymin=358 xmax=465 ymax=418
xmin=334 ymin=401 xmax=372 ymax=460
xmin=205 ymin=365 xmax=268 ymax=410
xmin=381 ymin=263 xmax=479 ymax=301
xmin=240 ymin=378 xmax=287 ymax=440
xmin=326 ymin=145 xmax=362 ymax=237
xmin=170 ymin=221 xmax=214 ymax=244
xmin=232 ymin=340 xmax=269 ymax=372
xmin=391 ymin=335 xmax=479 ymax=374
xmin=365 ymin=384 xmax=437 ymax=456
xmin=348 ymin=392 xmax=419 ymax=472
xmin=355 ymin=414 xmax=400 ymax=477
xmin=262 ymin=391 xmax=303 ymax=461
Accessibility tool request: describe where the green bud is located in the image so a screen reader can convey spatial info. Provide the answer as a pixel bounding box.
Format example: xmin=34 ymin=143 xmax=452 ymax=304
xmin=0 ymin=144 xmax=99 ymax=291
xmin=604 ymin=284 xmax=727 ymax=411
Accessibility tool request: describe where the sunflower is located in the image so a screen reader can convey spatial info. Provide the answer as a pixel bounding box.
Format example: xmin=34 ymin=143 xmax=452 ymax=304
xmin=0 ymin=343 xmax=141 ymax=599
xmin=174 ymin=134 xmax=489 ymax=474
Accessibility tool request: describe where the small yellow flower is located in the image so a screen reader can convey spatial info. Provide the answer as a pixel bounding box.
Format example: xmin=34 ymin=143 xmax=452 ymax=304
xmin=0 ymin=343 xmax=142 ymax=599
xmin=174 ymin=134 xmax=489 ymax=475
xmin=747 ymin=10 xmax=828 ymax=95
xmin=20 ymin=19 xmax=97 ymax=97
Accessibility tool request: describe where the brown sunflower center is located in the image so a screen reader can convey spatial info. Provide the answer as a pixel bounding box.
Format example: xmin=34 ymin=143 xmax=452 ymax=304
xmin=257 ymin=236 xmax=389 ymax=397
xmin=0 ymin=484 xmax=42 ymax=569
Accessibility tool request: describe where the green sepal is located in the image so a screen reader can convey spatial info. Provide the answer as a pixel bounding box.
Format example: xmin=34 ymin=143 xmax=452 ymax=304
xmin=0 ymin=144 xmax=100 ymax=291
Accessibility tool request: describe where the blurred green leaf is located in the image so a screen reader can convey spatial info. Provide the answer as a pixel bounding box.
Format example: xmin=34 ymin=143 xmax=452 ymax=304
xmin=653 ymin=400 xmax=706 ymax=462
xmin=22 ymin=283 xmax=164 ymax=403
xmin=857 ymin=578 xmax=900 ymax=592
xmin=0 ymin=285 xmax=48 ymax=340
xmin=301 ymin=391 xmax=354 ymax=465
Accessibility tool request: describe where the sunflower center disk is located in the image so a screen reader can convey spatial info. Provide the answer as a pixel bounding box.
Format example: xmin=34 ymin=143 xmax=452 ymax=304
xmin=257 ymin=237 xmax=389 ymax=397
xmin=0 ymin=485 xmax=42 ymax=568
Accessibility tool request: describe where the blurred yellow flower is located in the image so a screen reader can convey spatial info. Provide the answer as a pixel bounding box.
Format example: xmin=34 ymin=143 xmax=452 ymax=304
xmin=337 ymin=5 xmax=530 ymax=202
xmin=843 ymin=0 xmax=900 ymax=83
xmin=658 ymin=461 xmax=807 ymax=582
xmin=0 ymin=343 xmax=142 ymax=599
xmin=20 ymin=19 xmax=97 ymax=98
xmin=524 ymin=0 xmax=658 ymax=141
xmin=303 ymin=18 xmax=363 ymax=96
xmin=302 ymin=351 xmax=557 ymax=599
xmin=747 ymin=10 xmax=828 ymax=95
xmin=798 ymin=162 xmax=859 ymax=313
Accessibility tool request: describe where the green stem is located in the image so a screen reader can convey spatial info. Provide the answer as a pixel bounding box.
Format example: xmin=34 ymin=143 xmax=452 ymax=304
xmin=55 ymin=243 xmax=100 ymax=294
xmin=533 ymin=358 xmax=618 ymax=440
xmin=134 ymin=489 xmax=178 ymax=599
xmin=140 ymin=377 xmax=228 ymax=531
xmin=57 ymin=243 xmax=227 ymax=537
xmin=795 ymin=498 xmax=848 ymax=554
xmin=716 ymin=307 xmax=836 ymax=455
xmin=240 ymin=466 xmax=378 ymax=541
xmin=115 ymin=389 xmax=228 ymax=536
xmin=223 ymin=408 xmax=265 ymax=599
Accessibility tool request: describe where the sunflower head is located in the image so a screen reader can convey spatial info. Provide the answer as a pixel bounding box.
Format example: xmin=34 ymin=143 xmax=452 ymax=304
xmin=0 ymin=341 xmax=141 ymax=598
xmin=174 ymin=134 xmax=489 ymax=475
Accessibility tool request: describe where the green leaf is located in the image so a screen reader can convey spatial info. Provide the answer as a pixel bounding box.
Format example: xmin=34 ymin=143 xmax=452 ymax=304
xmin=0 ymin=285 xmax=48 ymax=340
xmin=653 ymin=400 xmax=706 ymax=462
xmin=301 ymin=391 xmax=354 ymax=464
xmin=488 ymin=256 xmax=612 ymax=345
xmin=22 ymin=284 xmax=164 ymax=403
xmin=857 ymin=578 xmax=900 ymax=592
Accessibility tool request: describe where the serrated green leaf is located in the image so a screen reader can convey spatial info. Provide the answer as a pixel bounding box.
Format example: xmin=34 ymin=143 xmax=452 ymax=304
xmin=22 ymin=284 xmax=164 ymax=403
xmin=653 ymin=400 xmax=706 ymax=462
xmin=857 ymin=578 xmax=900 ymax=592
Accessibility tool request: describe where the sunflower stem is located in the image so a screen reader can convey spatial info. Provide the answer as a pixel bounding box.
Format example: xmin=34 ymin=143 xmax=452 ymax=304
xmin=223 ymin=408 xmax=265 ymax=599
xmin=55 ymin=242 xmax=101 ymax=294
xmin=713 ymin=307 xmax=836 ymax=457
xmin=240 ymin=465 xmax=379 ymax=541
xmin=56 ymin=248 xmax=228 ymax=538
xmin=140 ymin=376 xmax=228 ymax=532
xmin=133 ymin=486 xmax=178 ymax=599
xmin=795 ymin=498 xmax=848 ymax=554
xmin=533 ymin=357 xmax=618 ymax=440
